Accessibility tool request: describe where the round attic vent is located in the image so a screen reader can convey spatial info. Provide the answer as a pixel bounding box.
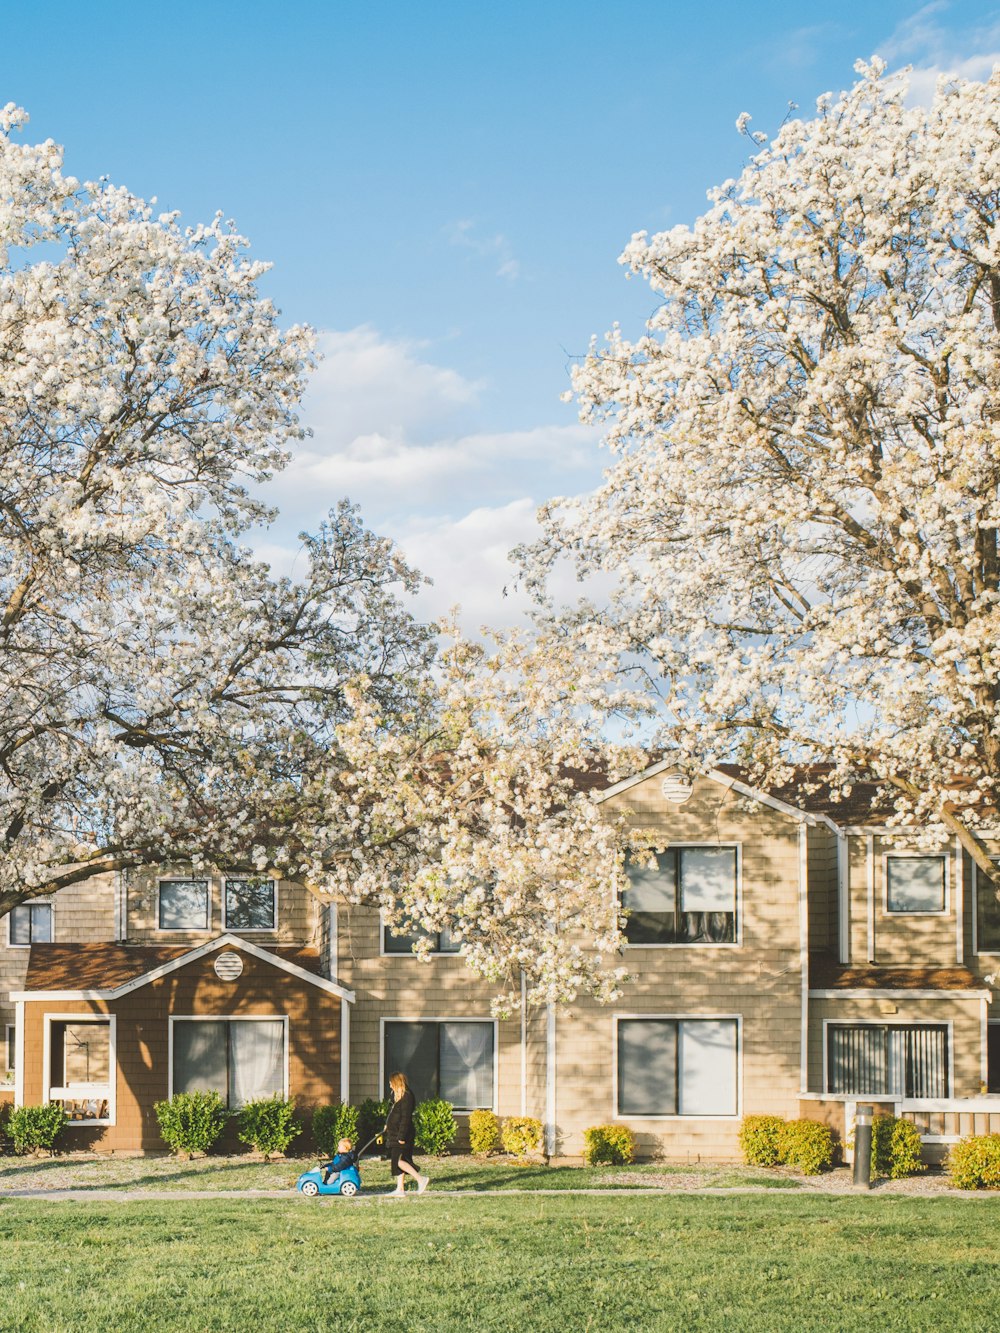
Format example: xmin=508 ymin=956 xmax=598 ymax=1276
xmin=660 ymin=772 xmax=693 ymax=804
xmin=214 ymin=951 xmax=244 ymax=981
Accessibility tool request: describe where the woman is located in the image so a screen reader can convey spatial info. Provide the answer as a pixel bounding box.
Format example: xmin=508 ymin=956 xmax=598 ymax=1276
xmin=385 ymin=1071 xmax=429 ymax=1194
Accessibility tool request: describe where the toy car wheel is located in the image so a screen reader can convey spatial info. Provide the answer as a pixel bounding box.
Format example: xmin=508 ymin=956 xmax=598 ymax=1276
xmin=339 ymin=1180 xmax=359 ymax=1197
xmin=300 ymin=1180 xmax=320 ymax=1197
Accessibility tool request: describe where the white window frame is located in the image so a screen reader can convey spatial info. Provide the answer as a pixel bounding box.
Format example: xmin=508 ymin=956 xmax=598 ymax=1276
xmin=222 ymin=876 xmax=279 ymax=933
xmin=167 ymin=1014 xmax=290 ymax=1105
xmin=973 ymin=859 xmax=1000 ymax=956
xmin=378 ymin=910 xmax=463 ymax=958
xmin=43 ymin=1013 xmax=116 ymax=1127
xmin=612 ymin=1013 xmax=743 ymax=1121
xmin=821 ymin=1018 xmax=954 ymax=1097
xmin=623 ymin=843 xmax=743 ymax=949
xmin=378 ymin=1015 xmax=499 ymax=1114
xmin=882 ymin=852 xmax=950 ymax=917
xmin=7 ymin=898 xmax=54 ymax=948
xmin=156 ymin=877 xmax=211 ymax=933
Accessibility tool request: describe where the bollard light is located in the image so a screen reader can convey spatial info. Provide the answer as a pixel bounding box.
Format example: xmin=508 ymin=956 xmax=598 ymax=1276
xmin=853 ymin=1103 xmax=873 ymax=1189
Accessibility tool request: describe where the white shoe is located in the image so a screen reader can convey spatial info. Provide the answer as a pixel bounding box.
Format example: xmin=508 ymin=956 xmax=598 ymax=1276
xmin=417 ymin=1175 xmax=430 ymax=1193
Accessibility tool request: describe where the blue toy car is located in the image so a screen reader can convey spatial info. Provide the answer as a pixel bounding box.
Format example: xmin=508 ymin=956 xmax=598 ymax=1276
xmin=296 ymin=1163 xmax=362 ymax=1197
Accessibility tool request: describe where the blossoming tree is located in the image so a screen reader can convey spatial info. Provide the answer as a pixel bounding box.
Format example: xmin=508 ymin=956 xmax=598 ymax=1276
xmin=0 ymin=106 xmax=632 ymax=1008
xmin=524 ymin=61 xmax=1000 ymax=877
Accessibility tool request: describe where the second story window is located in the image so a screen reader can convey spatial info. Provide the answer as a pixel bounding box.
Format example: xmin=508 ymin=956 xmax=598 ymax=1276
xmin=158 ymin=879 xmax=210 ymax=931
xmin=976 ymin=862 xmax=1000 ymax=953
xmin=383 ymin=919 xmax=462 ymax=955
xmin=9 ymin=901 xmax=53 ymax=946
xmin=623 ymin=847 xmax=737 ymax=945
xmin=885 ymin=856 xmax=947 ymax=914
xmin=224 ymin=877 xmax=277 ymax=931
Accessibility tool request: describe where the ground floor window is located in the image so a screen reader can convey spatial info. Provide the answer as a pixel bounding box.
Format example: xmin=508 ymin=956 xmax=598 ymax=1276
xmin=4 ymin=1024 xmax=14 ymax=1081
xmin=827 ymin=1024 xmax=948 ymax=1098
xmin=383 ymin=1020 xmax=494 ymax=1111
xmin=48 ymin=1018 xmax=113 ymax=1123
xmin=616 ymin=1017 xmax=738 ymax=1117
xmin=988 ymin=1025 xmax=1000 ymax=1095
xmin=172 ymin=1018 xmax=286 ymax=1108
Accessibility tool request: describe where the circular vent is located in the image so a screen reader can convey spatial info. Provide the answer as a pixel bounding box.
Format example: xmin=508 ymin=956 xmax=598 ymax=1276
xmin=214 ymin=951 xmax=244 ymax=981
xmin=660 ymin=772 xmax=693 ymax=804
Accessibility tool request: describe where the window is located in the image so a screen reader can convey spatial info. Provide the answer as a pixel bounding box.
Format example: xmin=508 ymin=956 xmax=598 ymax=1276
xmin=224 ymin=877 xmax=277 ymax=931
xmin=976 ymin=863 xmax=1000 ymax=953
xmin=623 ymin=847 xmax=737 ymax=944
xmin=4 ymin=1025 xmax=13 ymax=1081
xmin=827 ymin=1024 xmax=948 ymax=1097
xmin=48 ymin=1018 xmax=113 ymax=1123
xmin=885 ymin=856 xmax=946 ymax=914
xmin=384 ymin=1021 xmax=494 ymax=1111
xmin=617 ymin=1018 xmax=738 ymax=1117
xmin=9 ymin=901 xmax=53 ymax=946
xmin=383 ymin=920 xmax=461 ymax=955
xmin=172 ymin=1019 xmax=285 ymax=1108
xmin=989 ymin=1025 xmax=1000 ymax=1095
xmin=158 ymin=879 xmax=209 ymax=931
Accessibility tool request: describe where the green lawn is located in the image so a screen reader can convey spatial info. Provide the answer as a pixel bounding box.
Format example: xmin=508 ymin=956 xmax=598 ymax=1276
xmin=1 ymin=1195 xmax=999 ymax=1332
xmin=0 ymin=1153 xmax=802 ymax=1193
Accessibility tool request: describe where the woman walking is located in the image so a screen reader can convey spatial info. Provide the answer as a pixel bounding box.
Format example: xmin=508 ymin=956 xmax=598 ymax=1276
xmin=386 ymin=1071 xmax=429 ymax=1195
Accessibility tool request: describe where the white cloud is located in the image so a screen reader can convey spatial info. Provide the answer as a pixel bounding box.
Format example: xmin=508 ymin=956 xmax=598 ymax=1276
xmin=445 ymin=219 xmax=521 ymax=282
xmin=879 ymin=3 xmax=1000 ymax=102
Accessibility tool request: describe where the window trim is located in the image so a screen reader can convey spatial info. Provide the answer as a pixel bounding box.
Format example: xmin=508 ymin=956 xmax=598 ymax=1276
xmin=882 ymin=852 xmax=950 ymax=917
xmin=222 ymin=876 xmax=279 ymax=933
xmin=42 ymin=1013 xmax=116 ymax=1127
xmin=378 ymin=910 xmax=463 ymax=957
xmin=821 ymin=1018 xmax=954 ymax=1098
xmin=156 ymin=877 xmax=211 ymax=933
xmin=973 ymin=859 xmax=1000 ymax=956
xmin=378 ymin=1015 xmax=499 ymax=1113
xmin=7 ymin=898 xmax=54 ymax=948
xmin=612 ymin=1013 xmax=742 ymax=1121
xmin=167 ymin=1014 xmax=290 ymax=1105
xmin=622 ymin=843 xmax=743 ymax=949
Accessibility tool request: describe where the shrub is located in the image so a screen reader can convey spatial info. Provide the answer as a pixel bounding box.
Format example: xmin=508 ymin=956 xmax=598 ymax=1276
xmin=414 ymin=1098 xmax=457 ymax=1155
xmin=313 ymin=1102 xmax=361 ymax=1158
xmin=739 ymin=1115 xmax=786 ymax=1167
xmin=500 ymin=1116 xmax=544 ymax=1156
xmin=469 ymin=1109 xmax=501 ymax=1155
xmin=8 ymin=1103 xmax=68 ymax=1155
xmin=154 ymin=1091 xmax=230 ymax=1156
xmin=777 ymin=1119 xmax=835 ymax=1175
xmin=357 ymin=1097 xmax=390 ymax=1148
xmin=235 ymin=1096 xmax=302 ymax=1159
xmin=583 ymin=1123 xmax=637 ymax=1166
xmin=870 ymin=1114 xmax=926 ymax=1180
xmin=947 ymin=1134 xmax=1000 ymax=1190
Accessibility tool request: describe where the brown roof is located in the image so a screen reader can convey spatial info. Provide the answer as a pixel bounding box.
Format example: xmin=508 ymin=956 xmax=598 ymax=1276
xmin=809 ymin=956 xmax=985 ymax=991
xmin=23 ymin=941 xmax=323 ymax=992
xmin=713 ymin=763 xmax=899 ymax=825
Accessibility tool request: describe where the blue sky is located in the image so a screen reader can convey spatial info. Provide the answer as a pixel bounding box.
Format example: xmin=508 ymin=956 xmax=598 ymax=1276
xmin=3 ymin=1 xmax=999 ymax=621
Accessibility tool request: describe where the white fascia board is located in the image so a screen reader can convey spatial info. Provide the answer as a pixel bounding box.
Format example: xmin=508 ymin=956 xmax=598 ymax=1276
xmin=12 ymin=933 xmax=355 ymax=1005
xmin=808 ymin=988 xmax=989 ymax=1000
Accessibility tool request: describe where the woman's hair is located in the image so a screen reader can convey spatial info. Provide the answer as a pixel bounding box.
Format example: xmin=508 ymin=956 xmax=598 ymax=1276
xmin=388 ymin=1071 xmax=410 ymax=1099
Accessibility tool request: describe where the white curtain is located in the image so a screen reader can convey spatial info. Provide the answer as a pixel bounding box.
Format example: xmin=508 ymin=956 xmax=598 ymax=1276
xmin=678 ymin=1020 xmax=737 ymax=1116
xmin=230 ymin=1021 xmax=284 ymax=1107
xmin=439 ymin=1023 xmax=493 ymax=1109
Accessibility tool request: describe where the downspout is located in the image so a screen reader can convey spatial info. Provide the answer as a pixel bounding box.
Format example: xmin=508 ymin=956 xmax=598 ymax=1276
xmin=545 ymin=1003 xmax=556 ymax=1157
xmin=836 ymin=830 xmax=849 ymax=966
xmin=14 ymin=1000 xmax=24 ymax=1109
xmin=520 ymin=971 xmax=527 ymax=1118
xmin=955 ymin=837 xmax=964 ymax=966
xmin=866 ymin=835 xmax=876 ymax=964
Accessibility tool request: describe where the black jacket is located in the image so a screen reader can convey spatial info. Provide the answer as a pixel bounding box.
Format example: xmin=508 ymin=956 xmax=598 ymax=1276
xmin=385 ymin=1088 xmax=415 ymax=1144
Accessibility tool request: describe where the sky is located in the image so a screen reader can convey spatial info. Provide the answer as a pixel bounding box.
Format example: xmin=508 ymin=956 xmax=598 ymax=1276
xmin=3 ymin=0 xmax=999 ymax=624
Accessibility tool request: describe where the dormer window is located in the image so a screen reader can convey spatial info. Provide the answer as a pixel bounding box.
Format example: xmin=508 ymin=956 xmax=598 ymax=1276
xmin=9 ymin=901 xmax=53 ymax=946
xmin=885 ymin=856 xmax=947 ymax=914
xmin=158 ymin=879 xmax=210 ymax=931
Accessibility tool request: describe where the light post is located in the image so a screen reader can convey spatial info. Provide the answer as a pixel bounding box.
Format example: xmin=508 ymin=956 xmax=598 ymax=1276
xmin=853 ymin=1104 xmax=873 ymax=1188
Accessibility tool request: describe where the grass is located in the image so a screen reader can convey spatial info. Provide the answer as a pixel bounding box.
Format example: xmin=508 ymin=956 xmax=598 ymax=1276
xmin=0 ymin=1193 xmax=999 ymax=1331
xmin=0 ymin=1152 xmax=804 ymax=1193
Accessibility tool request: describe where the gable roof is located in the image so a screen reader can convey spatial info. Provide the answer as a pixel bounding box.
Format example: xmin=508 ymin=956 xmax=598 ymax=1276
xmin=12 ymin=934 xmax=354 ymax=1003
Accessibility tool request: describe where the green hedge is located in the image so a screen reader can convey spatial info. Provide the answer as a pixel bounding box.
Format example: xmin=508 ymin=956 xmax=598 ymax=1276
xmin=154 ymin=1091 xmax=230 ymax=1156
xmin=739 ymin=1115 xmax=785 ymax=1167
xmin=414 ymin=1099 xmax=457 ymax=1155
xmin=778 ymin=1120 xmax=835 ymax=1175
xmin=469 ymin=1109 xmax=502 ymax=1155
xmin=8 ymin=1103 xmax=68 ymax=1155
xmin=870 ymin=1114 xmax=926 ymax=1180
xmin=235 ymin=1096 xmax=302 ymax=1159
xmin=583 ymin=1123 xmax=637 ymax=1166
xmin=500 ymin=1116 xmax=544 ymax=1156
xmin=313 ymin=1102 xmax=361 ymax=1157
xmin=947 ymin=1134 xmax=1000 ymax=1189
